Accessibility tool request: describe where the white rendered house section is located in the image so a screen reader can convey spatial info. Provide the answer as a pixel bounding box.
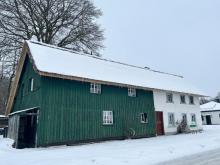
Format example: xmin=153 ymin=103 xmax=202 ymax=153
xmin=153 ymin=90 xmax=203 ymax=134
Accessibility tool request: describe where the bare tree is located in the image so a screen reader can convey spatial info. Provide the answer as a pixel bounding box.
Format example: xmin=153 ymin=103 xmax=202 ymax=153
xmin=0 ymin=0 xmax=104 ymax=55
xmin=0 ymin=0 xmax=104 ymax=74
xmin=0 ymin=66 xmax=10 ymax=115
xmin=213 ymin=92 xmax=220 ymax=103
xmin=0 ymin=0 xmax=104 ymax=114
xmin=0 ymin=79 xmax=10 ymax=115
xmin=200 ymin=97 xmax=210 ymax=105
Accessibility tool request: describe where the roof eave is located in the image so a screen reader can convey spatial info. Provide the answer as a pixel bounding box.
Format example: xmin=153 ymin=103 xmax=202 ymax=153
xmin=38 ymin=70 xmax=205 ymax=97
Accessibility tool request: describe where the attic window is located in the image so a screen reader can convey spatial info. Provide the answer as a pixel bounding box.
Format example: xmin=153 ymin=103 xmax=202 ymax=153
xmin=90 ymin=83 xmax=101 ymax=94
xmin=29 ymin=78 xmax=34 ymax=92
xmin=128 ymin=88 xmax=136 ymax=97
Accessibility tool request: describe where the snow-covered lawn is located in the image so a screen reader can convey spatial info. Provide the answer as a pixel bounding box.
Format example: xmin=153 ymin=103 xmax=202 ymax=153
xmin=1 ymin=126 xmax=220 ymax=165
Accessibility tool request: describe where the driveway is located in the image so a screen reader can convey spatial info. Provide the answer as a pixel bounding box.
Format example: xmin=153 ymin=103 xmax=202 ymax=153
xmin=157 ymin=148 xmax=220 ymax=165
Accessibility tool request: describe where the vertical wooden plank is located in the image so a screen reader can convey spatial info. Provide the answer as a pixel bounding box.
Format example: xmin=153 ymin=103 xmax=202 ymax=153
xmin=37 ymin=77 xmax=156 ymax=146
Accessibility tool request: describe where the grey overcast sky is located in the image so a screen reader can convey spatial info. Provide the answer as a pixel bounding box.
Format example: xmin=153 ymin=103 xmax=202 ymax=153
xmin=93 ymin=0 xmax=220 ymax=97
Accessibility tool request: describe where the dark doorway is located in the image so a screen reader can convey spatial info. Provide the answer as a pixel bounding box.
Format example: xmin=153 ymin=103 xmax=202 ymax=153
xmin=17 ymin=112 xmax=37 ymax=149
xmin=156 ymin=111 xmax=164 ymax=136
xmin=206 ymin=115 xmax=212 ymax=125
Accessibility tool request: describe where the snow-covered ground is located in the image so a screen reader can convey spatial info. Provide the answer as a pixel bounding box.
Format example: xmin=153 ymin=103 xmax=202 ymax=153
xmin=1 ymin=126 xmax=220 ymax=165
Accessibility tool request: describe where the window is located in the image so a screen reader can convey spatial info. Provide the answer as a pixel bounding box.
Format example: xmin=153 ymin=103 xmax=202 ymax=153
xmin=128 ymin=88 xmax=136 ymax=97
xmin=191 ymin=114 xmax=196 ymax=123
xmin=103 ymin=111 xmax=113 ymax=125
xmin=219 ymin=114 xmax=220 ymax=118
xmin=180 ymin=95 xmax=186 ymax=104
xmin=166 ymin=93 xmax=173 ymax=103
xmin=182 ymin=113 xmax=187 ymax=123
xmin=168 ymin=113 xmax=175 ymax=126
xmin=140 ymin=113 xmax=148 ymax=123
xmin=90 ymin=83 xmax=101 ymax=94
xmin=29 ymin=78 xmax=34 ymax=92
xmin=189 ymin=96 xmax=194 ymax=104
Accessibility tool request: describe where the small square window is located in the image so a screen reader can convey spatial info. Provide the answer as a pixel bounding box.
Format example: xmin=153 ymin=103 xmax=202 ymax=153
xmin=90 ymin=83 xmax=101 ymax=94
xmin=103 ymin=111 xmax=113 ymax=125
xmin=166 ymin=93 xmax=173 ymax=103
xmin=140 ymin=113 xmax=148 ymax=123
xmin=168 ymin=113 xmax=175 ymax=126
xmin=180 ymin=95 xmax=186 ymax=104
xmin=189 ymin=96 xmax=194 ymax=104
xmin=128 ymin=88 xmax=136 ymax=97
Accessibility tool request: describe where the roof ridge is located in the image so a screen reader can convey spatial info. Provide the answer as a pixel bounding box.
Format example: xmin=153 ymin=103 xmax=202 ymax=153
xmin=27 ymin=40 xmax=183 ymax=79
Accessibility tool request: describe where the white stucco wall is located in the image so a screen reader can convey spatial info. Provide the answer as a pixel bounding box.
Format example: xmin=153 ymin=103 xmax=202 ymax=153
xmin=153 ymin=90 xmax=203 ymax=134
xmin=201 ymin=111 xmax=220 ymax=125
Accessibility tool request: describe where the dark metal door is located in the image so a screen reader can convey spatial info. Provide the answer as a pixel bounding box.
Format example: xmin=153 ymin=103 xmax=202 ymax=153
xmin=156 ymin=111 xmax=164 ymax=136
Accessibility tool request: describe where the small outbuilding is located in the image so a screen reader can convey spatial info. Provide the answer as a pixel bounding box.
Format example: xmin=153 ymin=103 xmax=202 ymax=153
xmin=200 ymin=101 xmax=220 ymax=125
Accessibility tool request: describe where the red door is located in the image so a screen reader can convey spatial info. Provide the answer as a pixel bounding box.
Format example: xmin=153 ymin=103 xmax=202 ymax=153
xmin=156 ymin=111 xmax=164 ymax=136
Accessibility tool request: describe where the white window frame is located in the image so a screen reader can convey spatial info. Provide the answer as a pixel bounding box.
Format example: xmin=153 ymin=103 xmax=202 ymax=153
xmin=90 ymin=83 xmax=101 ymax=94
xmin=181 ymin=113 xmax=187 ymax=123
xmin=191 ymin=113 xmax=196 ymax=123
xmin=140 ymin=113 xmax=148 ymax=123
xmin=166 ymin=93 xmax=173 ymax=103
xmin=168 ymin=113 xmax=175 ymax=127
xmin=103 ymin=111 xmax=113 ymax=125
xmin=128 ymin=88 xmax=136 ymax=97
xmin=189 ymin=96 xmax=194 ymax=105
xmin=30 ymin=78 xmax=34 ymax=92
xmin=180 ymin=95 xmax=186 ymax=104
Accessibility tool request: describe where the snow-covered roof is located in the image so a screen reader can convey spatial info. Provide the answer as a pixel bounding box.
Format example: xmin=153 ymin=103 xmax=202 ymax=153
xmin=200 ymin=101 xmax=220 ymax=112
xmin=26 ymin=40 xmax=205 ymax=96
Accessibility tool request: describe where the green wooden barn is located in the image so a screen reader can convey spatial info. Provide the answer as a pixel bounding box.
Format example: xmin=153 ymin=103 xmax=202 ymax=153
xmin=6 ymin=41 xmax=157 ymax=148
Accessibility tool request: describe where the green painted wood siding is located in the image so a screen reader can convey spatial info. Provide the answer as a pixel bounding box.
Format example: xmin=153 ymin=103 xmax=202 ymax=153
xmin=37 ymin=76 xmax=156 ymax=146
xmin=12 ymin=56 xmax=41 ymax=113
